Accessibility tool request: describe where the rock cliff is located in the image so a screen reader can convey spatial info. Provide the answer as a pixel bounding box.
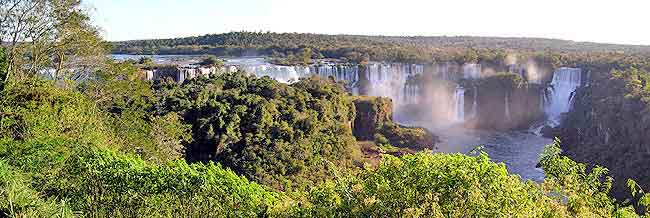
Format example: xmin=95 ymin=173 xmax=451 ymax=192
xmin=352 ymin=96 xmax=438 ymax=150
xmin=552 ymin=71 xmax=650 ymax=199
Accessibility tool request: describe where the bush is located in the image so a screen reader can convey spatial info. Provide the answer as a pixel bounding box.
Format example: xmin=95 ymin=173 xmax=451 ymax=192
xmin=49 ymin=149 xmax=279 ymax=217
xmin=377 ymin=122 xmax=436 ymax=149
xmin=292 ymin=152 xmax=562 ymax=217
xmin=0 ymin=80 xmax=113 ymax=146
xmin=0 ymin=161 xmax=73 ymax=218
xmin=288 ymin=142 xmax=645 ymax=217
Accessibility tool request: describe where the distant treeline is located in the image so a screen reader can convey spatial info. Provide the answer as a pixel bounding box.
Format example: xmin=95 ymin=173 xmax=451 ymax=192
xmin=112 ymin=31 xmax=650 ymax=70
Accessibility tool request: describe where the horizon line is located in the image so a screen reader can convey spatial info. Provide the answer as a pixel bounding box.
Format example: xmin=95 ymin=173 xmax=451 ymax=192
xmin=108 ymin=31 xmax=650 ymax=47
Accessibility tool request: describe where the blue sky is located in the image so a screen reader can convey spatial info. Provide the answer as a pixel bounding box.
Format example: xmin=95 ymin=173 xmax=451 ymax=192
xmin=86 ymin=0 xmax=650 ymax=45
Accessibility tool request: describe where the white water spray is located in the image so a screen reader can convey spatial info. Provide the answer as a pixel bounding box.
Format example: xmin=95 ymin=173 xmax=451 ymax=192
xmin=454 ymin=86 xmax=466 ymax=122
xmin=544 ymin=67 xmax=582 ymax=126
xmin=471 ymin=86 xmax=478 ymax=119
xmin=505 ymin=93 xmax=511 ymax=121
xmin=463 ymin=63 xmax=482 ymax=79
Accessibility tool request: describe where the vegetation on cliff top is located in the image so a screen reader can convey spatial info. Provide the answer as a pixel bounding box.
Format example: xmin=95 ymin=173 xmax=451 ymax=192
xmin=153 ymin=74 xmax=361 ymax=191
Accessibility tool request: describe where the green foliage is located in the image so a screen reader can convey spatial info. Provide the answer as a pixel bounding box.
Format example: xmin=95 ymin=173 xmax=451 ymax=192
xmin=154 ymin=73 xmax=359 ymax=190
xmin=373 ymin=133 xmax=390 ymax=145
xmin=112 ymin=31 xmax=650 ymax=68
xmin=81 ymin=62 xmax=192 ymax=163
xmin=49 ymin=149 xmax=278 ymax=217
xmin=351 ymin=96 xmax=394 ymax=140
xmin=0 ymin=47 xmax=7 ymax=90
xmin=627 ymin=179 xmax=650 ymax=216
xmin=290 ymin=152 xmax=563 ymax=217
xmin=2 ymin=0 xmax=108 ymax=81
xmin=300 ymin=47 xmax=313 ymax=65
xmin=0 ymin=75 xmax=648 ymax=216
xmin=377 ymin=122 xmax=436 ymax=149
xmin=198 ymin=55 xmax=224 ymax=67
xmin=0 ymin=79 xmax=113 ymax=146
xmin=0 ymin=161 xmax=73 ymax=218
xmin=539 ymin=139 xmax=629 ymax=217
xmin=612 ymin=67 xmax=650 ymax=102
xmin=479 ymin=72 xmax=527 ymax=93
xmin=1 ymin=43 xmax=648 ymax=217
xmin=138 ymin=56 xmax=154 ymax=66
xmin=285 ymin=144 xmax=650 ymax=217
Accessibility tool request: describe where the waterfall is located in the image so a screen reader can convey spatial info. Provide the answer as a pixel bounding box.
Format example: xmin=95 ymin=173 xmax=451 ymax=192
xmin=540 ymin=88 xmax=546 ymax=111
xmin=505 ymin=93 xmax=511 ymax=121
xmin=470 ymin=86 xmax=478 ymax=119
xmin=364 ymin=63 xmax=425 ymax=106
xmin=544 ymin=67 xmax=582 ymax=126
xmin=437 ymin=63 xmax=454 ymax=80
xmin=403 ymin=83 xmax=418 ymax=104
xmin=454 ymin=86 xmax=465 ymax=122
xmin=240 ymin=65 xmax=307 ymax=83
xmin=463 ymin=63 xmax=481 ymax=79
xmin=228 ymin=59 xmax=431 ymax=110
xmin=232 ymin=61 xmax=361 ymax=86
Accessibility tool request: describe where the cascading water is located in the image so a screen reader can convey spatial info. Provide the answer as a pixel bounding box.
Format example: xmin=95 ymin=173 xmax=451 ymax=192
xmin=437 ymin=62 xmax=456 ymax=81
xmin=365 ymin=63 xmax=424 ymax=105
xmin=367 ymin=63 xmax=404 ymax=103
xmin=241 ymin=65 xmax=310 ymax=83
xmin=230 ymin=60 xmax=361 ymax=86
xmin=539 ymin=88 xmax=546 ymax=111
xmin=463 ymin=63 xmax=482 ymax=79
xmin=505 ymin=93 xmax=511 ymax=121
xmin=454 ymin=86 xmax=465 ymax=122
xmin=403 ymin=83 xmax=418 ymax=104
xmin=544 ymin=67 xmax=582 ymax=126
xmin=470 ymin=86 xmax=478 ymax=119
xmin=311 ymin=64 xmax=359 ymax=85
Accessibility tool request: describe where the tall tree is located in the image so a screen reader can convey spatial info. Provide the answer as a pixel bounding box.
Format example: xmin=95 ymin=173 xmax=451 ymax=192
xmin=0 ymin=0 xmax=107 ymax=83
xmin=299 ymin=47 xmax=312 ymax=65
xmin=0 ymin=47 xmax=7 ymax=90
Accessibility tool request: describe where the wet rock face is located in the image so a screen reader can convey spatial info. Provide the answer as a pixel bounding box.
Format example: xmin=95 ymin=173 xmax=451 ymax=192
xmin=473 ymin=74 xmax=544 ymax=130
xmin=554 ymin=76 xmax=650 ymax=199
xmin=352 ymin=96 xmax=438 ymax=150
xmin=352 ymin=96 xmax=393 ymax=141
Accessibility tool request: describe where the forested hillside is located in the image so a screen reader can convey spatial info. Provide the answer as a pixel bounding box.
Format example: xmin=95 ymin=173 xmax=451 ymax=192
xmin=113 ymin=31 xmax=650 ymax=66
xmin=115 ymin=32 xmax=650 ymax=54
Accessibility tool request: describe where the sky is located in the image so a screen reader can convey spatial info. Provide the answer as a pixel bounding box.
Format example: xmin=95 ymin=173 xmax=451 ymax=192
xmin=85 ymin=0 xmax=650 ymax=45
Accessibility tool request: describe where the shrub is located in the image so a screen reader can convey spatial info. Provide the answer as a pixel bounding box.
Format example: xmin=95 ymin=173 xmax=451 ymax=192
xmin=50 ymin=149 xmax=279 ymax=217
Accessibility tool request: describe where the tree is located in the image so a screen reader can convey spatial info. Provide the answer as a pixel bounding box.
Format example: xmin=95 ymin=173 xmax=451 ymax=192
xmin=286 ymin=51 xmax=296 ymax=64
xmin=154 ymin=73 xmax=360 ymax=191
xmin=0 ymin=0 xmax=107 ymax=82
xmin=137 ymin=57 xmax=154 ymax=66
xmin=198 ymin=55 xmax=223 ymax=67
xmin=299 ymin=47 xmax=312 ymax=65
xmin=0 ymin=47 xmax=7 ymax=90
xmin=80 ymin=62 xmax=192 ymax=163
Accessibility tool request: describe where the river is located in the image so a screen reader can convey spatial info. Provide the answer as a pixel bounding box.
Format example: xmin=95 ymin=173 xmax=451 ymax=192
xmin=404 ymin=121 xmax=551 ymax=181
